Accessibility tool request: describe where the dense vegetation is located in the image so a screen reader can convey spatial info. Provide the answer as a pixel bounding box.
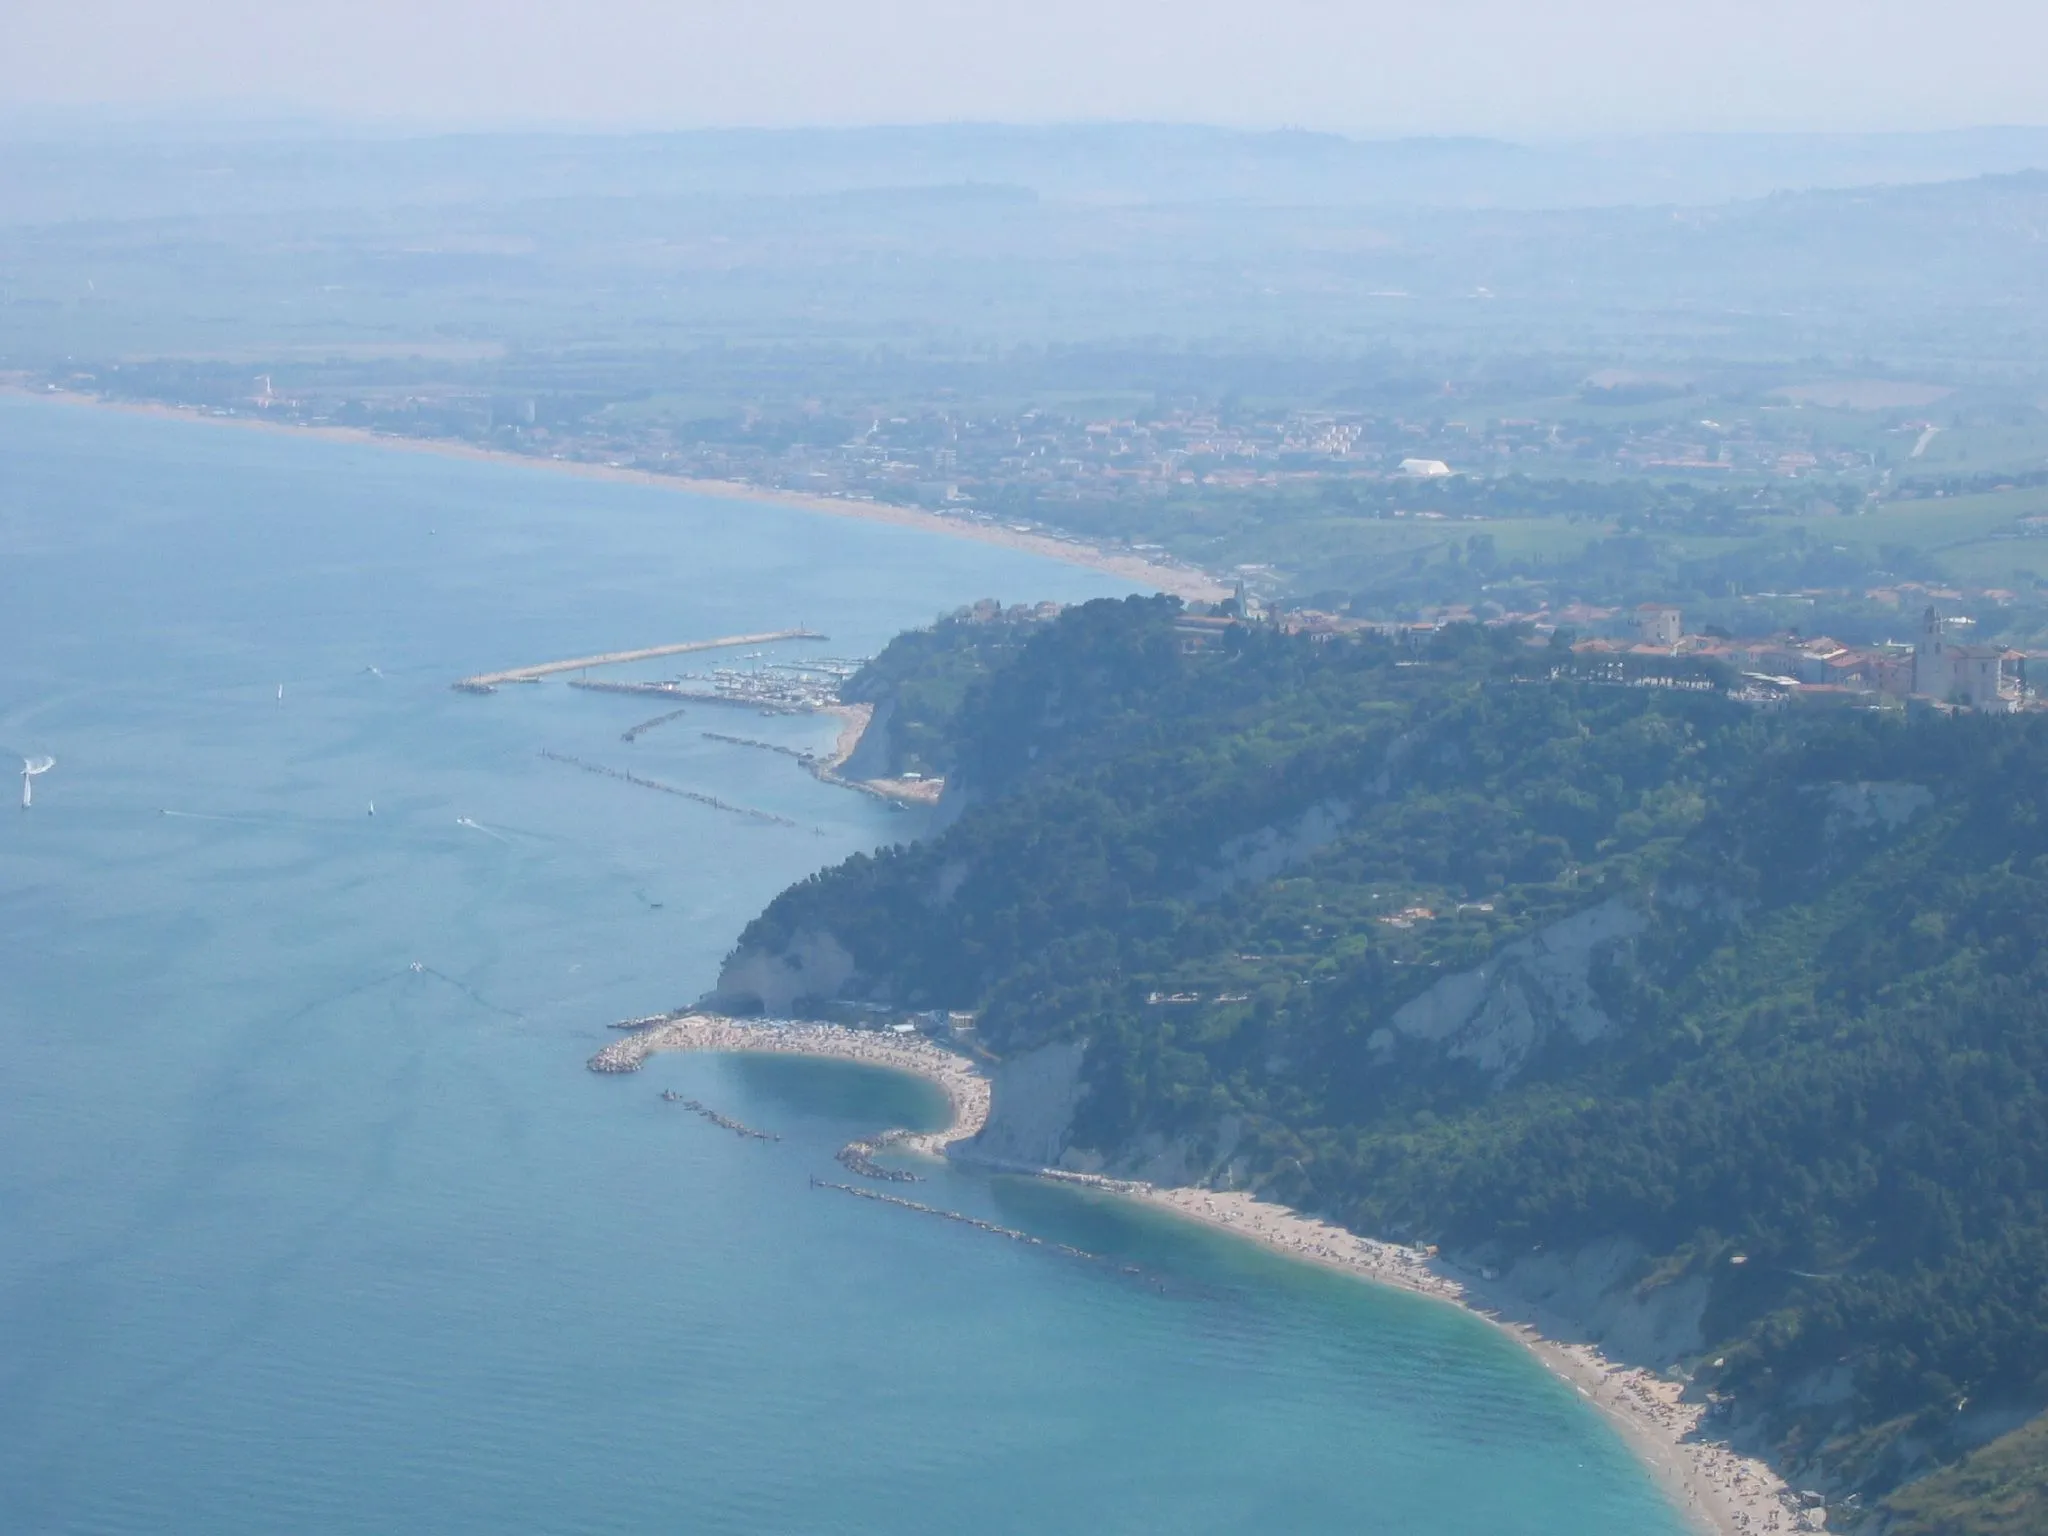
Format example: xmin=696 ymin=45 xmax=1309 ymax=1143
xmin=1883 ymin=1413 xmax=2048 ymax=1535
xmin=837 ymin=605 xmax=1055 ymax=777
xmin=730 ymin=595 xmax=2048 ymax=1520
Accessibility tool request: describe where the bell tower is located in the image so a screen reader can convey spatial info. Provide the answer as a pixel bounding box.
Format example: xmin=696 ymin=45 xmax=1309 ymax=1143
xmin=1915 ymin=606 xmax=1947 ymax=698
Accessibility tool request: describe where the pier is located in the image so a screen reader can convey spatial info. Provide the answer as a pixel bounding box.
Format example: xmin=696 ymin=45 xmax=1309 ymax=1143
xmin=453 ymin=629 xmax=824 ymax=692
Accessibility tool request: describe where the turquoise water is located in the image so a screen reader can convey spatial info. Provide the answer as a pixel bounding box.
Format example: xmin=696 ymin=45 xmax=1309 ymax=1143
xmin=0 ymin=397 xmax=1690 ymax=1535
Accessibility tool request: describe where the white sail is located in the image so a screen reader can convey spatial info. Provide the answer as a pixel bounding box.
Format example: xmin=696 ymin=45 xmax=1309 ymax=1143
xmin=21 ymin=756 xmax=53 ymax=808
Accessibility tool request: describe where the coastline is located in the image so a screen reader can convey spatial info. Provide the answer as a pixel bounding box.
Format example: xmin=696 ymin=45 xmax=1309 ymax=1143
xmin=812 ymin=702 xmax=946 ymax=806
xmin=591 ymin=1015 xmax=1800 ymax=1536
xmin=1 ymin=387 xmax=1229 ymax=603
xmin=587 ymin=1013 xmax=989 ymax=1156
xmin=1107 ymin=1184 xmax=1804 ymax=1536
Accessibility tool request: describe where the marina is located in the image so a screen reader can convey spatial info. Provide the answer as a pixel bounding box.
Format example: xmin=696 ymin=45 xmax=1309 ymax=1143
xmin=452 ymin=629 xmax=825 ymax=692
xmin=568 ymin=666 xmax=849 ymax=713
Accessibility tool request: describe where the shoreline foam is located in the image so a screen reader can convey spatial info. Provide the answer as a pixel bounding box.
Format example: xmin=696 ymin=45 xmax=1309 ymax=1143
xmin=592 ymin=1016 xmax=1802 ymax=1536
xmin=1 ymin=387 xmax=1228 ymax=602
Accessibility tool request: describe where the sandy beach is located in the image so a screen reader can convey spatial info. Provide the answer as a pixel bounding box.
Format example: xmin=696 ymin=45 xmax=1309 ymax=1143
xmin=2 ymin=387 xmax=1228 ymax=602
xmin=593 ymin=1015 xmax=1805 ymax=1536
xmin=1108 ymin=1185 xmax=1812 ymax=1536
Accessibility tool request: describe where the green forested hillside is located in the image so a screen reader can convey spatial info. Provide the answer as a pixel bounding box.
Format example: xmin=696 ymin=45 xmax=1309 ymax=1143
xmin=837 ymin=605 xmax=1053 ymax=777
xmin=726 ymin=596 xmax=2048 ymax=1519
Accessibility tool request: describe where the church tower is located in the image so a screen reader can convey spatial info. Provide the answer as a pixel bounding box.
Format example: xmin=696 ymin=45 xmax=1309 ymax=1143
xmin=1914 ymin=605 xmax=1948 ymax=699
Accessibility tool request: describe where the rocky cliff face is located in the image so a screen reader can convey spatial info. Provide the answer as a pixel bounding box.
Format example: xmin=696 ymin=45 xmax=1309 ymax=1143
xmin=706 ymin=928 xmax=861 ymax=1014
xmin=1191 ymin=799 xmax=1353 ymax=900
xmin=954 ymin=1039 xmax=1089 ymax=1166
xmin=1471 ymin=1234 xmax=1712 ymax=1364
xmin=1368 ymin=896 xmax=1648 ymax=1084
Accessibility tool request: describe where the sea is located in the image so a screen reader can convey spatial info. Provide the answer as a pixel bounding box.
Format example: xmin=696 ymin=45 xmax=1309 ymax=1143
xmin=0 ymin=395 xmax=1692 ymax=1535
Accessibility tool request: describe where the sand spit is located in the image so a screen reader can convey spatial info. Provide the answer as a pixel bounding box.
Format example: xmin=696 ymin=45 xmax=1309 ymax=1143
xmin=589 ymin=1016 xmax=1798 ymax=1531
xmin=587 ymin=1013 xmax=989 ymax=1155
xmin=6 ymin=388 xmax=1228 ymax=602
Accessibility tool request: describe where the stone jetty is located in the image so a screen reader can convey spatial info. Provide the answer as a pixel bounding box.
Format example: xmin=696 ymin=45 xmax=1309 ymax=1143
xmin=621 ymin=707 xmax=689 ymax=743
xmin=660 ymin=1089 xmax=779 ymax=1141
xmin=835 ymin=1130 xmax=921 ymax=1182
xmin=585 ymin=1013 xmax=990 ymax=1156
xmin=539 ymin=749 xmax=800 ymax=828
xmin=811 ymin=1179 xmax=1099 ymax=1261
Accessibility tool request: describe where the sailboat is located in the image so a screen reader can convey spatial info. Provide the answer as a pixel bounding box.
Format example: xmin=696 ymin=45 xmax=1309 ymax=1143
xmin=20 ymin=756 xmax=54 ymax=808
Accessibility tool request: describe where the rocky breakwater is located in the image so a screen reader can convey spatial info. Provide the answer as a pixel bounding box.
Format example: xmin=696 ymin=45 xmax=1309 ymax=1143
xmin=836 ymin=1129 xmax=922 ymax=1182
xmin=586 ymin=1013 xmax=991 ymax=1156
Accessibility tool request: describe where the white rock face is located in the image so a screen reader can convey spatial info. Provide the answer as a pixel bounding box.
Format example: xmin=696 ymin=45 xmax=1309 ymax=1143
xmin=1193 ymin=800 xmax=1353 ymax=900
xmin=1069 ymin=1117 xmax=1245 ymax=1185
xmin=1369 ymin=897 xmax=1647 ymax=1083
xmin=708 ymin=929 xmax=859 ymax=1014
xmin=960 ymin=1039 xmax=1088 ymax=1166
xmin=1498 ymin=1235 xmax=1710 ymax=1363
xmin=1819 ymin=781 xmax=1934 ymax=839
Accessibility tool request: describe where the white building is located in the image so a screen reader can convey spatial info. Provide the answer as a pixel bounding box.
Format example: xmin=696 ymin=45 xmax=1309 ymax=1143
xmin=1914 ymin=606 xmax=2019 ymax=710
xmin=1398 ymin=458 xmax=1452 ymax=478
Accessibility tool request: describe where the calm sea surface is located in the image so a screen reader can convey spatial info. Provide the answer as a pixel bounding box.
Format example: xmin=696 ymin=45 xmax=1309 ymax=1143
xmin=0 ymin=397 xmax=1690 ymax=1535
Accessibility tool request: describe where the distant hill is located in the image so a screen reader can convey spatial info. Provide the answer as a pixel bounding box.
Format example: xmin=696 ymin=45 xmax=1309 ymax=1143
xmin=4 ymin=129 xmax=2045 ymax=364
xmin=720 ymin=596 xmax=2048 ymax=1525
xmin=4 ymin=120 xmax=2048 ymax=225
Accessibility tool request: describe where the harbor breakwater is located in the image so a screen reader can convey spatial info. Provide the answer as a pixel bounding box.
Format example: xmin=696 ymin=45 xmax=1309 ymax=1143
xmin=539 ymin=750 xmax=801 ymax=829
xmin=587 ymin=1014 xmax=990 ymax=1157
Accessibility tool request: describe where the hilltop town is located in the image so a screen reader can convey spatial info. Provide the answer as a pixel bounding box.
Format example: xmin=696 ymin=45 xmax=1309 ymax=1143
xmin=1253 ymin=592 xmax=2034 ymax=712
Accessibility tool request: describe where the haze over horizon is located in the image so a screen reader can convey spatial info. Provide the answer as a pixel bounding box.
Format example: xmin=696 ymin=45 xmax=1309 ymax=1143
xmin=7 ymin=0 xmax=2047 ymax=138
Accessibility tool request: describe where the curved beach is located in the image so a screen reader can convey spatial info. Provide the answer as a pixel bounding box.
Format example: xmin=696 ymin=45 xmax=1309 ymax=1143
xmin=593 ymin=1016 xmax=1800 ymax=1536
xmin=4 ymin=388 xmax=1229 ymax=604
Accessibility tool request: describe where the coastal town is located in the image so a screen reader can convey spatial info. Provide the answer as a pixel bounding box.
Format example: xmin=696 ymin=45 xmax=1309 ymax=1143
xmin=1260 ymin=591 xmax=2036 ymax=712
xmin=66 ymin=375 xmax=1937 ymax=505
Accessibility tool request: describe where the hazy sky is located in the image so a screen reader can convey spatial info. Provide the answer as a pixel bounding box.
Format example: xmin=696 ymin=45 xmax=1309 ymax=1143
xmin=7 ymin=0 xmax=2046 ymax=136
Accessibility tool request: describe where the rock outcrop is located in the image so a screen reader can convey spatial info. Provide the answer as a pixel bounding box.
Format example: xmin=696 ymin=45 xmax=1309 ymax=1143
xmin=707 ymin=928 xmax=860 ymax=1014
xmin=956 ymin=1039 xmax=1088 ymax=1167
xmin=1368 ymin=896 xmax=1647 ymax=1084
xmin=1482 ymin=1234 xmax=1711 ymax=1364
